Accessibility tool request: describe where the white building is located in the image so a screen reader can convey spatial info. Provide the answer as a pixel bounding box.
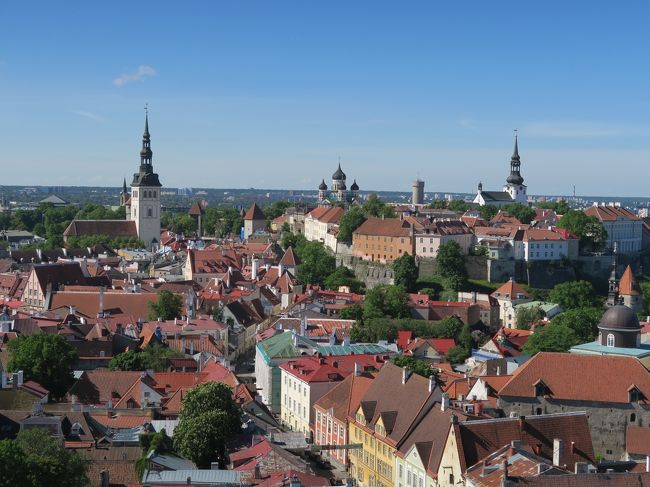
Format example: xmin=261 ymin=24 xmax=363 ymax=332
xmin=518 ymin=229 xmax=569 ymax=261
xmin=303 ymin=206 xmax=345 ymax=252
xmin=414 ymin=220 xmax=474 ymax=258
xmin=584 ymin=205 xmax=643 ymax=253
xmin=473 ymin=135 xmax=528 ymax=207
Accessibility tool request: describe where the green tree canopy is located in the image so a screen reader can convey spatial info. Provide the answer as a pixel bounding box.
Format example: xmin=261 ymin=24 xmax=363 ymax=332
xmin=338 ymin=206 xmax=367 ymax=243
xmin=392 ymin=252 xmax=418 ymax=292
xmin=504 ymin=203 xmax=536 ymax=224
xmin=392 ymin=356 xmax=441 ymax=383
xmin=173 ymin=382 xmax=241 ymax=468
xmin=536 ymin=200 xmax=571 ymax=214
xmin=479 ymin=205 xmax=499 ymax=221
xmin=549 ymin=280 xmax=600 ymax=310
xmin=557 ymin=210 xmax=607 ymax=251
xmin=447 ymin=200 xmax=469 ymax=213
xmin=295 ymin=241 xmax=336 ymax=287
xmin=521 ymin=323 xmax=580 ymax=355
xmin=436 ymin=241 xmax=467 ymax=291
xmin=516 ymin=306 xmax=546 ymax=330
xmin=363 ymin=285 xmax=410 ymax=321
xmin=0 ymin=428 xmax=88 ymax=487
xmin=7 ymin=333 xmax=78 ymax=399
xmin=339 ymin=304 xmax=364 ymax=321
xmin=363 ymin=194 xmax=396 ymax=218
xmin=445 ymin=345 xmax=470 ymax=364
xmin=324 ymin=266 xmax=365 ymax=294
xmin=109 ymin=344 xmax=183 ymax=372
xmin=551 ymin=307 xmax=603 ymax=343
xmin=148 ymin=290 xmax=184 ymax=321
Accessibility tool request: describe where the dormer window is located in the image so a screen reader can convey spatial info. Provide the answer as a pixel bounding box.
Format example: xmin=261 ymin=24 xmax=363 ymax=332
xmin=534 ymin=380 xmax=550 ymax=397
xmin=629 ymin=386 xmax=643 ymax=403
xmin=607 ymin=334 xmax=615 ymax=348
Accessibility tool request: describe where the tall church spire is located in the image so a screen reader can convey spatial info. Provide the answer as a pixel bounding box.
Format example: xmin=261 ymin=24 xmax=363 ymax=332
xmin=122 ymin=177 xmax=127 ymax=194
xmin=506 ymin=131 xmax=524 ymax=185
xmin=140 ymin=105 xmax=153 ymax=167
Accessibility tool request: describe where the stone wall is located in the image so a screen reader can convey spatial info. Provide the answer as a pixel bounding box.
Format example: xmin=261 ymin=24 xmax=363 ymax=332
xmin=499 ymin=396 xmax=650 ymax=460
xmin=337 ymin=255 xmax=394 ymax=288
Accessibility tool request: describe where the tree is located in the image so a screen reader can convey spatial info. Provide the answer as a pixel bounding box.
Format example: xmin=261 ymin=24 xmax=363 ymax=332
xmin=516 ymin=306 xmax=546 ymax=330
xmin=174 ymin=382 xmax=241 ymax=468
xmin=340 ymin=304 xmax=364 ymax=320
xmin=447 ymin=200 xmax=469 ymax=213
xmin=363 ymin=285 xmax=410 ymax=321
xmin=295 ymin=241 xmax=336 ymax=287
xmin=324 ymin=266 xmax=365 ymax=294
xmin=433 ymin=316 xmax=464 ymax=339
xmin=537 ymin=200 xmax=570 ymax=215
xmin=392 ymin=356 xmax=440 ymax=383
xmin=338 ymin=206 xmax=367 ymax=243
xmin=0 ymin=429 xmax=89 ymax=487
xmin=136 ymin=429 xmax=173 ymax=479
xmin=436 ymin=241 xmax=466 ymax=282
xmin=148 ymin=290 xmax=183 ymax=320
xmin=479 ymin=205 xmax=498 ymax=221
xmin=551 ymin=308 xmax=602 ymax=343
xmin=363 ymin=194 xmax=395 ymax=218
xmin=392 ymin=253 xmax=418 ymax=292
xmin=557 ymin=210 xmax=607 ymax=251
xmin=109 ymin=344 xmax=183 ymax=372
xmin=7 ymin=333 xmax=78 ymax=399
xmin=427 ymin=200 xmax=447 ymax=210
xmin=549 ymin=281 xmax=599 ymax=310
xmin=521 ymin=323 xmax=580 ymax=355
xmin=445 ymin=345 xmax=470 ymax=364
xmin=281 ymin=231 xmax=307 ymax=252
xmin=504 ymin=203 xmax=536 ymax=224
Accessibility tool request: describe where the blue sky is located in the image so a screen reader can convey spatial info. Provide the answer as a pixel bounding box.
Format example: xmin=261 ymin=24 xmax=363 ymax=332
xmin=1 ymin=1 xmax=649 ymax=196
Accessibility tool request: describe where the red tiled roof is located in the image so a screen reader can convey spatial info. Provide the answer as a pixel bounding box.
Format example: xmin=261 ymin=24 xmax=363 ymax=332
xmin=585 ymin=205 xmax=640 ymax=222
xmin=279 ymin=247 xmax=299 ymax=267
xmin=244 ymin=202 xmax=266 ymax=221
xmin=63 ymin=220 xmax=138 ymax=237
xmin=314 ymin=372 xmax=376 ymax=423
xmin=499 ymin=352 xmax=650 ymax=404
xmin=491 ymin=279 xmax=530 ymax=300
xmin=281 ymin=354 xmax=386 ymax=384
xmin=454 ymin=413 xmax=595 ymax=472
xmin=626 ymin=426 xmax=650 ymax=456
xmin=307 ymin=206 xmax=345 ymax=224
xmin=620 ymin=265 xmax=641 ymax=296
xmin=353 ymin=217 xmax=412 ymax=238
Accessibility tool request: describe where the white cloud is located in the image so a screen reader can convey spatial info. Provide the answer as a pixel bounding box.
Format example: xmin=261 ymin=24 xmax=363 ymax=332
xmin=113 ymin=65 xmax=157 ymax=87
xmin=72 ymin=110 xmax=105 ymax=122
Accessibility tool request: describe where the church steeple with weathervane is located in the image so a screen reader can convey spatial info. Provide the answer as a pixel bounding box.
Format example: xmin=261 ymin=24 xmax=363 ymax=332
xmin=502 ymin=131 xmax=527 ymax=203
xmin=130 ymin=105 xmax=162 ymax=250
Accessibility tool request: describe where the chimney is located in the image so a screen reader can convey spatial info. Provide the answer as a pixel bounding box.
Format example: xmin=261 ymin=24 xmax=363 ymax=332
xmin=252 ymin=259 xmax=259 ymax=280
xmin=646 ymin=455 xmax=650 ymax=473
xmin=553 ymin=438 xmax=564 ymax=467
xmin=254 ymin=463 xmax=262 ymax=480
xmin=518 ymin=415 xmax=526 ymax=433
xmin=354 ymin=363 xmax=361 ymax=376
xmin=441 ymin=393 xmax=450 ymax=411
xmin=428 ymin=375 xmax=436 ymax=393
xmin=502 ymin=459 xmax=509 ymax=483
xmin=402 ymin=366 xmax=409 ymax=384
xmin=99 ymin=286 xmax=105 ymax=317
xmin=472 ymin=291 xmax=477 ymax=304
xmin=99 ymin=470 xmax=109 ymax=487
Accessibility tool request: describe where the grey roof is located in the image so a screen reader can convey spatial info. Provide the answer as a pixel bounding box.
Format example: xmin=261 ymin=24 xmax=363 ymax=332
xmin=480 ymin=191 xmax=514 ymax=202
xmin=147 ymin=451 xmax=195 ymax=471
xmin=39 ymin=195 xmax=69 ymax=205
xmin=142 ymin=469 xmax=241 ymax=485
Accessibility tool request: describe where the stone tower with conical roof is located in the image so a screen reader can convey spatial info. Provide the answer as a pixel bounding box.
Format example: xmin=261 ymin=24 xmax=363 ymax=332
xmin=130 ymin=109 xmax=162 ymax=250
xmin=502 ymin=134 xmax=527 ymax=204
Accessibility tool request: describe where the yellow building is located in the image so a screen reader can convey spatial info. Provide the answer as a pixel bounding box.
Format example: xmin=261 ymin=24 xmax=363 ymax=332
xmin=348 ymin=363 xmax=439 ymax=487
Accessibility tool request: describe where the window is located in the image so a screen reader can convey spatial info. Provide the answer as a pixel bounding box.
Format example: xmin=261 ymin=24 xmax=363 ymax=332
xmin=631 ymin=413 xmax=636 ymax=422
xmin=607 ymin=334 xmax=615 ymax=347
xmin=147 ymin=208 xmax=153 ymax=217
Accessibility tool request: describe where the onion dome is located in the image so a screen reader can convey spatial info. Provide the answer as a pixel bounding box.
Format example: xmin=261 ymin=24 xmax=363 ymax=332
xmin=319 ymin=179 xmax=328 ymax=190
xmin=350 ymin=180 xmax=359 ymax=191
xmin=332 ymin=163 xmax=346 ymax=181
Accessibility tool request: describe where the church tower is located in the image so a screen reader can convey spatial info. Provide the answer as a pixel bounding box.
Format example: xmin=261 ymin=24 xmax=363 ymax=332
xmin=119 ymin=177 xmax=129 ymax=206
xmin=503 ymin=134 xmax=528 ymax=204
xmin=130 ymin=109 xmax=162 ymax=250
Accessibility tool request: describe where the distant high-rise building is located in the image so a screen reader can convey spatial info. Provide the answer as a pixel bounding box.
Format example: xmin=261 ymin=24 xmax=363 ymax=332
xmin=412 ymin=179 xmax=424 ymax=205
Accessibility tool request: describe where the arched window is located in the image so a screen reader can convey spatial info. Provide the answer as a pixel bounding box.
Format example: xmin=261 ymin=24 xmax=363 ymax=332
xmin=147 ymin=208 xmax=153 ymax=218
xmin=607 ymin=334 xmax=615 ymax=347
xmin=153 ymin=190 xmax=156 ymax=198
